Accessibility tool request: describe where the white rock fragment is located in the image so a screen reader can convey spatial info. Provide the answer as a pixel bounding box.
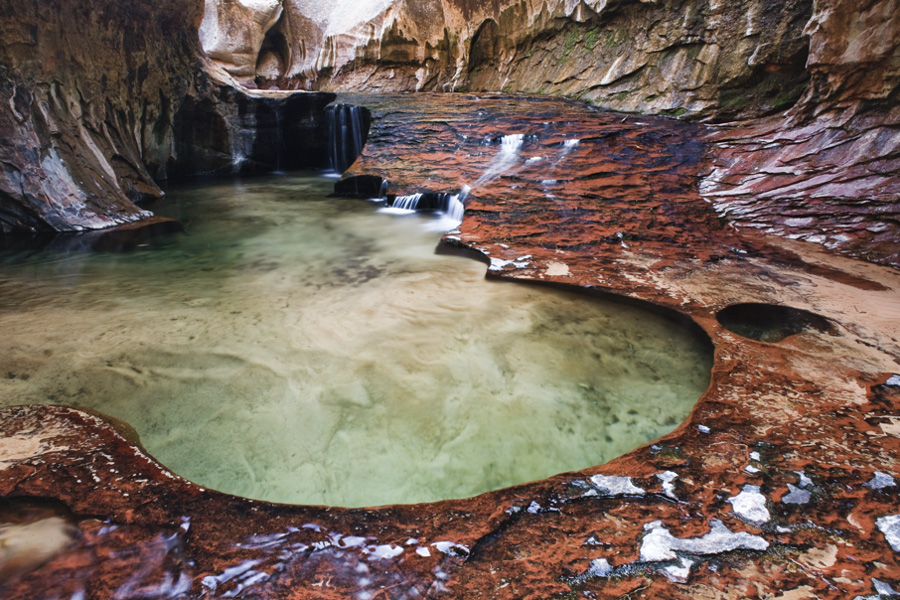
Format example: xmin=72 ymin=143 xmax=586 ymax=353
xmin=431 ymin=541 xmax=470 ymax=557
xmin=796 ymin=471 xmax=813 ymax=488
xmin=877 ymin=515 xmax=900 ymax=552
xmin=745 ymin=465 xmax=761 ymax=474
xmin=639 ymin=519 xmax=769 ymax=564
xmin=782 ymin=484 xmax=812 ymax=505
xmin=886 ymin=375 xmax=900 ymax=387
xmin=727 ymin=485 xmax=770 ymax=525
xmin=527 ymin=501 xmax=542 ymax=514
xmin=340 ymin=536 xmax=367 ymax=548
xmin=488 ymin=257 xmax=532 ymax=271
xmin=661 ymin=557 xmax=695 ymax=583
xmin=750 ymin=451 xmax=761 ymax=461
xmin=201 ymin=559 xmax=263 ymax=591
xmin=875 ymin=579 xmax=900 ymax=596
xmin=657 ymin=471 xmax=678 ymax=500
xmin=586 ymin=558 xmax=613 ymax=577
xmin=698 ymin=425 xmax=711 ymax=434
xmin=545 ymin=261 xmax=570 ymax=277
xmin=416 ymin=547 xmax=431 ymax=557
xmin=366 ymin=544 xmax=403 ymax=560
xmin=589 ymin=475 xmax=645 ymax=496
xmin=866 ymin=472 xmax=897 ymax=491
xmin=853 ymin=578 xmax=900 ymax=600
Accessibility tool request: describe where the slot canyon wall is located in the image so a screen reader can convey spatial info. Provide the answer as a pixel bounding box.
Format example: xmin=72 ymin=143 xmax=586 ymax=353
xmin=0 ymin=0 xmax=201 ymax=233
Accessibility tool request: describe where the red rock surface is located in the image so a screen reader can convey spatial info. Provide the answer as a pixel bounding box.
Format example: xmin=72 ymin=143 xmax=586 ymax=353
xmin=2 ymin=94 xmax=899 ymax=599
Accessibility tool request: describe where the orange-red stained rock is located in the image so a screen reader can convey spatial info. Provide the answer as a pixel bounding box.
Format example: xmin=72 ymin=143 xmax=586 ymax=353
xmin=1 ymin=94 xmax=899 ymax=599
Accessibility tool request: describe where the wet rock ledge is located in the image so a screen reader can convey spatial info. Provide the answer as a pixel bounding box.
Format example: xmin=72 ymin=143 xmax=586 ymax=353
xmin=2 ymin=93 xmax=900 ymax=599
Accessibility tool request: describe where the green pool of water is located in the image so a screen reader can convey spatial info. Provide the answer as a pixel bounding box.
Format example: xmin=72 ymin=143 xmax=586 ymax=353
xmin=0 ymin=174 xmax=711 ymax=507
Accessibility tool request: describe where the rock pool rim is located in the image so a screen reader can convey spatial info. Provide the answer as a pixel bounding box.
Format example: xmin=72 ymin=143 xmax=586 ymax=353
xmin=99 ymin=277 xmax=715 ymax=509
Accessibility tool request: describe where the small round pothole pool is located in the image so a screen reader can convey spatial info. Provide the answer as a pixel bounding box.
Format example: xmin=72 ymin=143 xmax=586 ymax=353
xmin=0 ymin=175 xmax=713 ymax=507
xmin=716 ymin=303 xmax=835 ymax=343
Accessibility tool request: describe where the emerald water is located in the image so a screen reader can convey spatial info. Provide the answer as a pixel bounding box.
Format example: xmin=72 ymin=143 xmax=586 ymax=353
xmin=0 ymin=174 xmax=711 ymax=507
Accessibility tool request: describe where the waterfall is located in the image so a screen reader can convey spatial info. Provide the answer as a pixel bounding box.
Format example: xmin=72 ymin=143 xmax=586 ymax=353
xmin=390 ymin=193 xmax=424 ymax=211
xmin=379 ymin=191 xmax=467 ymax=232
xmin=326 ymin=104 xmax=369 ymax=174
xmin=541 ymin=138 xmax=582 ymax=197
xmin=554 ymin=138 xmax=580 ymax=165
xmin=375 ymin=133 xmax=529 ymax=232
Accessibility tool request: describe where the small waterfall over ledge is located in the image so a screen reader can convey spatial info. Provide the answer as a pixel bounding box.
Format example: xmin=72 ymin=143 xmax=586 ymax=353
xmin=382 ymin=190 xmax=468 ymax=232
xmin=378 ymin=133 xmax=528 ymax=232
xmin=326 ymin=103 xmax=372 ymax=174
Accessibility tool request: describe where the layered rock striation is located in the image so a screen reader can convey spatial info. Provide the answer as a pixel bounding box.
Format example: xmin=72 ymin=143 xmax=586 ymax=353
xmin=209 ymin=0 xmax=815 ymax=119
xmin=0 ymin=0 xmax=202 ymax=233
xmin=703 ymin=0 xmax=900 ymax=267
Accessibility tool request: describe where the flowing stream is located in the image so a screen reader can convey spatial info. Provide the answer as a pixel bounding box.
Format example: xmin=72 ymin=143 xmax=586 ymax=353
xmin=0 ymin=173 xmax=712 ymax=507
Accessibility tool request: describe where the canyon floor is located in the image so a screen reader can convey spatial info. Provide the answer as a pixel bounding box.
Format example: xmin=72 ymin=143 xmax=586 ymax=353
xmin=1 ymin=94 xmax=899 ymax=600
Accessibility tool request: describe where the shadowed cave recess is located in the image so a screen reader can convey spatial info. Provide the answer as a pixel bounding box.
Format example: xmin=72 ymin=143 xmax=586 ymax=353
xmin=0 ymin=0 xmax=899 ymax=599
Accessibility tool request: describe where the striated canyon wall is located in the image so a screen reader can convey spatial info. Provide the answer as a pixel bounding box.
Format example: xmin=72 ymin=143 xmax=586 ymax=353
xmin=209 ymin=0 xmax=817 ymax=120
xmin=206 ymin=0 xmax=898 ymax=119
xmin=0 ymin=0 xmax=334 ymax=235
xmin=703 ymin=0 xmax=900 ymax=265
xmin=0 ymin=0 xmax=201 ymax=233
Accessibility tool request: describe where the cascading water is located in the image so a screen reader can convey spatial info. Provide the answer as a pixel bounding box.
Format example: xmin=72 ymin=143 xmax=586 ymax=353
xmin=326 ymin=104 xmax=369 ymax=174
xmin=380 ymin=134 xmax=527 ymax=232
xmin=273 ymin=103 xmax=284 ymax=173
xmin=381 ymin=191 xmax=467 ymax=232
xmin=541 ymin=138 xmax=582 ymax=190
xmin=230 ymin=113 xmax=256 ymax=174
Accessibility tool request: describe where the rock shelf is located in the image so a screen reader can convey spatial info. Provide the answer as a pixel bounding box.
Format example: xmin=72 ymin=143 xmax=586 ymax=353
xmin=1 ymin=94 xmax=899 ymax=599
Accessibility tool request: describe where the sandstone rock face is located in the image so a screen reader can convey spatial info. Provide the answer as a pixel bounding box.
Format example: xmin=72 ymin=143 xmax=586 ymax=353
xmin=206 ymin=0 xmax=816 ymax=120
xmin=702 ymin=0 xmax=900 ymax=267
xmin=200 ymin=0 xmax=285 ymax=78
xmin=0 ymin=0 xmax=202 ymax=233
xmin=0 ymin=0 xmax=336 ymax=235
xmin=168 ymin=84 xmax=335 ymax=178
xmin=207 ymin=0 xmax=897 ymax=124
